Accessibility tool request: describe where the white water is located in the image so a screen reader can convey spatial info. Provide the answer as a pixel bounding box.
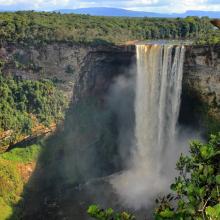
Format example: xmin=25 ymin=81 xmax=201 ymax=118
xmin=111 ymin=43 xmax=186 ymax=209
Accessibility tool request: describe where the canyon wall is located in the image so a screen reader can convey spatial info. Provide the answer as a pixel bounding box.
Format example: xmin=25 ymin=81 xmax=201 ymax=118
xmin=180 ymin=45 xmax=220 ymax=133
xmin=0 ymin=43 xmax=135 ymax=149
xmin=0 ymin=42 xmax=220 ymax=147
xmin=0 ymin=43 xmax=134 ymax=101
xmin=2 ymin=43 xmax=219 ymax=114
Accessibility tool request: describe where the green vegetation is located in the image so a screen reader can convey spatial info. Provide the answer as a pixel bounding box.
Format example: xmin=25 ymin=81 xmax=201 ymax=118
xmin=0 ymin=144 xmax=41 ymax=163
xmin=197 ymin=29 xmax=220 ymax=45
xmin=0 ymin=197 xmax=13 ymax=220
xmin=0 ymin=11 xmax=214 ymax=45
xmin=0 ymin=159 xmax=22 ymax=220
xmin=87 ymin=205 xmax=135 ymax=220
xmin=0 ymin=144 xmax=41 ymax=220
xmin=88 ymin=133 xmax=220 ymax=220
xmin=155 ymin=133 xmax=220 ymax=220
xmin=195 ymin=99 xmax=220 ymax=138
xmin=0 ymin=74 xmax=67 ymax=149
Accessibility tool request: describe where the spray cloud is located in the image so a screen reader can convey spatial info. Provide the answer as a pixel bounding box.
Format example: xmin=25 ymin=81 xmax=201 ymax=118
xmin=109 ymin=43 xmax=194 ymax=210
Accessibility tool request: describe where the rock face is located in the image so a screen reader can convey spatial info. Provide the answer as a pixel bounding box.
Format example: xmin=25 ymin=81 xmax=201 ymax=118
xmin=1 ymin=42 xmax=220 ymax=145
xmin=181 ymin=45 xmax=220 ymax=128
xmin=1 ymin=43 xmax=135 ymax=101
xmin=0 ymin=43 xmax=135 ymax=149
xmin=211 ymin=19 xmax=220 ymax=29
xmin=2 ymin=42 xmax=219 ymax=116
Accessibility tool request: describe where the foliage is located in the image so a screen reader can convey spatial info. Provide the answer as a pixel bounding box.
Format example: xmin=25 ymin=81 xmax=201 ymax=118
xmin=0 ymin=74 xmax=67 ymax=149
xmin=87 ymin=205 xmax=135 ymax=220
xmin=0 ymin=143 xmax=42 ymax=219
xmin=0 ymin=144 xmax=41 ymax=163
xmin=87 ymin=134 xmax=220 ymax=220
xmin=196 ymin=29 xmax=220 ymax=45
xmin=155 ymin=133 xmax=220 ymax=220
xmin=0 ymin=159 xmax=23 ymax=203
xmin=0 ymin=197 xmax=13 ymax=220
xmin=0 ymin=12 xmax=214 ymax=45
xmin=205 ymin=203 xmax=220 ymax=220
xmin=205 ymin=116 xmax=220 ymax=139
xmin=0 ymin=158 xmax=23 ymax=220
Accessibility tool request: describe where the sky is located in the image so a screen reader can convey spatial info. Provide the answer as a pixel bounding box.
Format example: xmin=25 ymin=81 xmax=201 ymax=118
xmin=0 ymin=0 xmax=220 ymax=13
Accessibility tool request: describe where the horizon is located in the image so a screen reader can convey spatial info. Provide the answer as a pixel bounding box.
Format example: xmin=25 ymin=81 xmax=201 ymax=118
xmin=0 ymin=0 xmax=220 ymax=14
xmin=55 ymin=7 xmax=220 ymax=14
xmin=0 ymin=7 xmax=220 ymax=15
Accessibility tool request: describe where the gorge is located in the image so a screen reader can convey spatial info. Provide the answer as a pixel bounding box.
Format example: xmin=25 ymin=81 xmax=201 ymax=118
xmin=0 ymin=41 xmax=220 ymax=219
xmin=1 ymin=43 xmax=219 ymax=149
xmin=0 ymin=9 xmax=219 ymax=220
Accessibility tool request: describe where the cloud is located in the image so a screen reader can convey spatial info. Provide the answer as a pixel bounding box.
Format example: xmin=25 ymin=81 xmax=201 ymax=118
xmin=0 ymin=0 xmax=219 ymax=13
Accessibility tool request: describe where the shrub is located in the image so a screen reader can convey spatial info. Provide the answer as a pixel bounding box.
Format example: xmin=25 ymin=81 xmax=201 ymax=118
xmin=155 ymin=133 xmax=220 ymax=220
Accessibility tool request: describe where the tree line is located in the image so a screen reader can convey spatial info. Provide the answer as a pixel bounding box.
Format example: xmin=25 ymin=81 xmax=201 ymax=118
xmin=0 ymin=11 xmax=215 ymax=45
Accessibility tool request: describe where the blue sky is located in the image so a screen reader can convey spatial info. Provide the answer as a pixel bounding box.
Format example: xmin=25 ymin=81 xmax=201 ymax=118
xmin=0 ymin=0 xmax=220 ymax=13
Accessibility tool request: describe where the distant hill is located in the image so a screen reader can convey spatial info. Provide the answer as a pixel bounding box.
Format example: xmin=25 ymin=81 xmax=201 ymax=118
xmin=181 ymin=10 xmax=220 ymax=18
xmin=58 ymin=7 xmax=220 ymax=18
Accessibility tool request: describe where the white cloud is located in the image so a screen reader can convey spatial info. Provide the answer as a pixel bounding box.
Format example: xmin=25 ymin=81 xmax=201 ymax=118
xmin=127 ymin=0 xmax=220 ymax=13
xmin=0 ymin=0 xmax=219 ymax=13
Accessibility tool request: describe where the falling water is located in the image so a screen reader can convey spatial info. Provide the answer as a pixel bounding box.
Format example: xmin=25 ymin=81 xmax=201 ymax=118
xmin=111 ymin=43 xmax=186 ymax=209
xmin=135 ymin=44 xmax=185 ymax=173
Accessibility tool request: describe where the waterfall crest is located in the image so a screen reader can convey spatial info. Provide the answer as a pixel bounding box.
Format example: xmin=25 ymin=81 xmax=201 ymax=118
xmin=111 ymin=43 xmax=186 ymax=209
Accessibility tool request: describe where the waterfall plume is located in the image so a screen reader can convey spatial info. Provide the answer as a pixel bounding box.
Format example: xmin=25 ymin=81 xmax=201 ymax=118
xmin=110 ymin=43 xmax=186 ymax=209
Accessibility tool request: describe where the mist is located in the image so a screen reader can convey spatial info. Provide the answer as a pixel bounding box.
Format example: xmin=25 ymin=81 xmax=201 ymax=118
xmin=106 ymin=44 xmax=203 ymax=211
xmin=106 ymin=64 xmax=136 ymax=168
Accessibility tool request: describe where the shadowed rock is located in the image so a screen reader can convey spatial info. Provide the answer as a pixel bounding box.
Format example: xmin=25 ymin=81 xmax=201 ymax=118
xmin=211 ymin=19 xmax=220 ymax=29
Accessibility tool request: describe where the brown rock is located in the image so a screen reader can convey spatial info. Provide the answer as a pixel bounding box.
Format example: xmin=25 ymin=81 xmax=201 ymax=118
xmin=211 ymin=19 xmax=220 ymax=29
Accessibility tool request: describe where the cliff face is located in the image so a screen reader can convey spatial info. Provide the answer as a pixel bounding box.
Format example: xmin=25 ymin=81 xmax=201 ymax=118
xmin=181 ymin=45 xmax=220 ymax=130
xmin=0 ymin=43 xmax=135 ymax=149
xmin=3 ymin=42 xmax=219 ymax=113
xmin=1 ymin=42 xmax=220 ymax=147
xmin=0 ymin=43 xmax=134 ymax=101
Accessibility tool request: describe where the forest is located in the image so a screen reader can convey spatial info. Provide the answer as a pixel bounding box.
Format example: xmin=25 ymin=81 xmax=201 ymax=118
xmin=0 ymin=74 xmax=67 ymax=149
xmin=0 ymin=11 xmax=218 ymax=45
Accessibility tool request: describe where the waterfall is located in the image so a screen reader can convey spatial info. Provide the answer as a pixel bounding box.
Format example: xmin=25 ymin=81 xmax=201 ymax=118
xmin=135 ymin=44 xmax=185 ymax=173
xmin=111 ymin=43 xmax=186 ymax=209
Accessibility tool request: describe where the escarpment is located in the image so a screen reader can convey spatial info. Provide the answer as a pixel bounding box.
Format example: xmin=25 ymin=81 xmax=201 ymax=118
xmin=0 ymin=43 xmax=135 ymax=150
xmin=180 ymin=45 xmax=220 ymax=133
xmin=0 ymin=43 xmax=135 ymax=101
xmin=0 ymin=42 xmax=220 ymax=148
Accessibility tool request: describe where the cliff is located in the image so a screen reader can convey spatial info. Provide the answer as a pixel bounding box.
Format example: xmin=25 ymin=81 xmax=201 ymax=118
xmin=0 ymin=42 xmax=220 ymax=148
xmin=0 ymin=43 xmax=135 ymax=150
xmin=181 ymin=45 xmax=220 ymax=133
xmin=0 ymin=43 xmax=134 ymax=101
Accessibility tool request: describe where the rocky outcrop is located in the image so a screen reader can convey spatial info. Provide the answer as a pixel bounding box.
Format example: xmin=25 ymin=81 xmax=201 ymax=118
xmin=0 ymin=121 xmax=56 ymax=153
xmin=211 ymin=19 xmax=220 ymax=29
xmin=181 ymin=45 xmax=220 ymax=126
xmin=0 ymin=43 xmax=135 ymax=150
xmin=1 ymin=43 xmax=135 ymax=101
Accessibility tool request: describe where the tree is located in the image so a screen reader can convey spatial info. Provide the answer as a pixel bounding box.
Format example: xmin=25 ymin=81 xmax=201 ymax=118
xmin=87 ymin=205 xmax=135 ymax=220
xmin=87 ymin=133 xmax=220 ymax=220
xmin=155 ymin=133 xmax=220 ymax=220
